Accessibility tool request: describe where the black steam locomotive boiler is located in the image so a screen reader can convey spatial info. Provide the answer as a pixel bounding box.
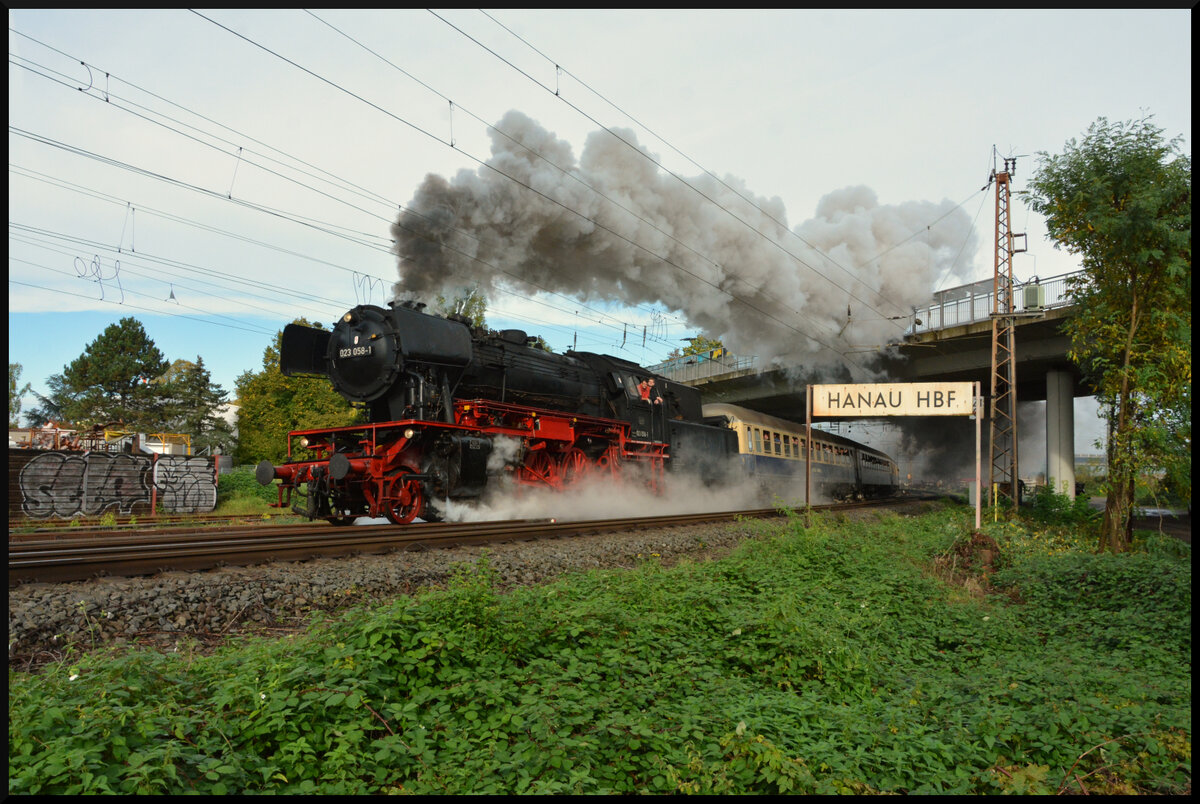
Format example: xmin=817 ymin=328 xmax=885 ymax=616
xmin=257 ymin=300 xmax=737 ymax=524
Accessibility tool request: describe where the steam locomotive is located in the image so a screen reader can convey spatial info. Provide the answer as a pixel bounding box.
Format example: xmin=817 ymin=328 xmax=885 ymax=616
xmin=256 ymin=300 xmax=898 ymax=524
xmin=256 ymin=300 xmax=736 ymax=524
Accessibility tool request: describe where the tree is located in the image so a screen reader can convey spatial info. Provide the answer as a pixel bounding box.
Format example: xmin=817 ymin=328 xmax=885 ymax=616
xmin=158 ymin=357 xmax=236 ymax=455
xmin=9 ymin=363 xmax=33 ymax=428
xmin=24 ymin=372 xmax=75 ymax=429
xmin=665 ymin=335 xmax=726 ymax=360
xmin=234 ymin=320 xmax=361 ymax=465
xmin=1021 ymin=115 xmax=1191 ymax=551
xmin=48 ymin=317 xmax=171 ymax=430
xmin=433 ymin=288 xmax=487 ymax=328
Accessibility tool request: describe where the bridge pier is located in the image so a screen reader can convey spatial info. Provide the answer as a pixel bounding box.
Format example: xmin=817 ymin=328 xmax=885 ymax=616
xmin=1046 ymin=369 xmax=1076 ymax=498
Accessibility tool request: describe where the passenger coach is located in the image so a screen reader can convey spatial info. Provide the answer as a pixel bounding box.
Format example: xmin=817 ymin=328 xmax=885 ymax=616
xmin=701 ymin=403 xmax=899 ymax=503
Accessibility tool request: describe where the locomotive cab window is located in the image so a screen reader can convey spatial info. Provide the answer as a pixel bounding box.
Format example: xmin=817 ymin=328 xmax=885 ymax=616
xmin=619 ymin=372 xmax=640 ymax=398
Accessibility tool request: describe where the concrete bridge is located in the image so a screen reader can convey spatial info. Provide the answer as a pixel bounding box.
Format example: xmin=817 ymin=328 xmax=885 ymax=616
xmin=649 ymin=270 xmax=1088 ymax=493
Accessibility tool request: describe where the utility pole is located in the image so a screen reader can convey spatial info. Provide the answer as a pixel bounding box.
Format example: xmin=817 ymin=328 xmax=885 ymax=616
xmin=987 ymin=155 xmax=1027 ymax=509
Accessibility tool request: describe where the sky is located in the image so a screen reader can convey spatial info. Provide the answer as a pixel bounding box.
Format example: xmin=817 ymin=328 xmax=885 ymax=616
xmin=8 ymin=9 xmax=1192 ymax=469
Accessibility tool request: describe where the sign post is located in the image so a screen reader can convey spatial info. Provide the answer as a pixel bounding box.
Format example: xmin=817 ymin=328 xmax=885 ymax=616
xmin=974 ymin=381 xmax=982 ymax=530
xmin=806 ymin=381 xmax=982 ymax=529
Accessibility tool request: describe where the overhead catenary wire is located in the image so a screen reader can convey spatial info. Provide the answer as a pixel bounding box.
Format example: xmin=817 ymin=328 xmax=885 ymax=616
xmin=451 ymin=9 xmax=966 ymax=328
xmin=12 ymin=13 xmax=982 ymax=380
xmin=472 ymin=10 xmax=997 ymax=347
xmin=189 ymin=10 xmax=874 ymax=375
xmin=10 ymin=31 xmax=689 ymax=356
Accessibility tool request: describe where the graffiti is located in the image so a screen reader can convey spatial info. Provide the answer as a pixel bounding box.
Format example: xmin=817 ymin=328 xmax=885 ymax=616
xmin=154 ymin=456 xmax=217 ymax=514
xmin=19 ymin=452 xmax=150 ymax=519
xmin=16 ymin=450 xmax=216 ymax=520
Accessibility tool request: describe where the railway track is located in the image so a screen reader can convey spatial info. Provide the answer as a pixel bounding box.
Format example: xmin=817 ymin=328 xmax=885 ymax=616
xmin=8 ymin=511 xmax=299 ymax=540
xmin=9 ymin=496 xmax=940 ymax=586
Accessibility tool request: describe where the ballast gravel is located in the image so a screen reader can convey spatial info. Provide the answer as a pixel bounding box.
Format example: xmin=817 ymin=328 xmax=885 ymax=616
xmin=8 ymin=519 xmax=778 ymax=670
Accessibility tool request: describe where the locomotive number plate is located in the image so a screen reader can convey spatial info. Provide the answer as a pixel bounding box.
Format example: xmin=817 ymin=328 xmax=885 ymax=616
xmin=338 ymin=345 xmax=373 ymax=358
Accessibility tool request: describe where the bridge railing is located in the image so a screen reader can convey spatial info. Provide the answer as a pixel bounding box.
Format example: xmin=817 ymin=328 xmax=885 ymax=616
xmin=650 ymin=269 xmax=1085 ymax=384
xmin=910 ymin=270 xmax=1083 ymax=333
xmin=647 ymin=352 xmax=758 ymax=383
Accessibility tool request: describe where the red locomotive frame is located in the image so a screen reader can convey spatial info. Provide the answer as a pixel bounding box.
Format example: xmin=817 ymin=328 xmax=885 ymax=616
xmin=266 ymin=398 xmax=668 ymax=525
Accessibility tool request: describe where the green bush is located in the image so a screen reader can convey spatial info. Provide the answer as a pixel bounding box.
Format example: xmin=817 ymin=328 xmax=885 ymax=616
xmin=217 ymin=468 xmax=278 ymax=505
xmin=1026 ymin=483 xmax=1101 ymax=527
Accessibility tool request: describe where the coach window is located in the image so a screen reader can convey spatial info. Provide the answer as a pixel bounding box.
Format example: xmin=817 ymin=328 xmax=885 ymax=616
xmin=744 ymin=426 xmax=752 ymax=451
xmin=773 ymin=432 xmax=782 ymax=455
xmin=783 ymin=436 xmax=791 ymax=458
xmin=753 ymin=428 xmax=762 ymax=453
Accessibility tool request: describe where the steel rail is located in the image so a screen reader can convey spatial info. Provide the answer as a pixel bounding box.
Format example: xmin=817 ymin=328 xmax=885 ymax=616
xmin=9 ymin=497 xmax=935 ymax=585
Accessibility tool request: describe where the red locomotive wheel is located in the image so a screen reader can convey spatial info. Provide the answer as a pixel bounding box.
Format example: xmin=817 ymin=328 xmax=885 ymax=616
xmin=522 ymin=450 xmax=559 ymax=488
xmin=384 ymin=473 xmax=424 ymax=525
xmin=560 ymin=448 xmax=591 ymax=486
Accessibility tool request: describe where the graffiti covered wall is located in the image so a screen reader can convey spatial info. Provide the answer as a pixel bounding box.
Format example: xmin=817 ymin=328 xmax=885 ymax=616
xmin=9 ymin=449 xmax=217 ymax=520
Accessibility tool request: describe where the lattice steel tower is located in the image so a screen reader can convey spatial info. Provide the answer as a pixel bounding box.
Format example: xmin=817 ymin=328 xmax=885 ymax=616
xmin=988 ymin=157 xmax=1026 ymax=508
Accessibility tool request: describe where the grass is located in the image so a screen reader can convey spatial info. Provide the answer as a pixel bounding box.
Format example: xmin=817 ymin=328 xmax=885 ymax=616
xmin=7 ymin=503 xmax=1191 ymax=794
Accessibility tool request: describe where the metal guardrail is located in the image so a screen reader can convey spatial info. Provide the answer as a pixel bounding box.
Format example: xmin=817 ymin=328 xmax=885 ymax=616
xmin=651 ymin=270 xmax=1085 ymax=384
xmin=647 ymin=353 xmax=758 ymax=383
xmin=909 ymin=270 xmax=1082 ymax=334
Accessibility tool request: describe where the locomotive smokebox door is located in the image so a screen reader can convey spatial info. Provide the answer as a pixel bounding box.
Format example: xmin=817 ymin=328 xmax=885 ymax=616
xmin=328 ymin=305 xmax=402 ymax=402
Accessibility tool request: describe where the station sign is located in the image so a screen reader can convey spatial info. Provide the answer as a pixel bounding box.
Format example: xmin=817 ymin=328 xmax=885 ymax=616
xmin=811 ymin=382 xmax=976 ymax=417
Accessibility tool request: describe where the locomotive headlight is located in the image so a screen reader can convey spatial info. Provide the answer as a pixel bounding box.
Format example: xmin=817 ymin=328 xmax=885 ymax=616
xmin=299 ymin=437 xmax=310 ymax=448
xmin=403 ymin=427 xmax=416 ymax=440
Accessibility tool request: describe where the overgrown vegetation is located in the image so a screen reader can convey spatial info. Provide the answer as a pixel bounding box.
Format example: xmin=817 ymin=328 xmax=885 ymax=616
xmin=212 ymin=467 xmax=281 ymax=516
xmin=1025 ymin=483 xmax=1104 ymax=527
xmin=216 ymin=467 xmax=281 ymax=506
xmin=8 ymin=505 xmax=1190 ymax=794
xmin=1022 ymin=115 xmax=1191 ymax=550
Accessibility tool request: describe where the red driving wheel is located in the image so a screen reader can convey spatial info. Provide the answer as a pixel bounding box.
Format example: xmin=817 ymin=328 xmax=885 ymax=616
xmin=384 ymin=472 xmax=424 ymax=525
xmin=560 ymin=448 xmax=591 ymax=486
xmin=522 ymin=449 xmax=559 ymax=488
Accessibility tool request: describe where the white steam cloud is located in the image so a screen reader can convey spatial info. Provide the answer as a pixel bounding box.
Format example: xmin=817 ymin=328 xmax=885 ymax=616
xmin=425 ymin=466 xmax=827 ymax=525
xmin=392 ymin=110 xmax=977 ymax=370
